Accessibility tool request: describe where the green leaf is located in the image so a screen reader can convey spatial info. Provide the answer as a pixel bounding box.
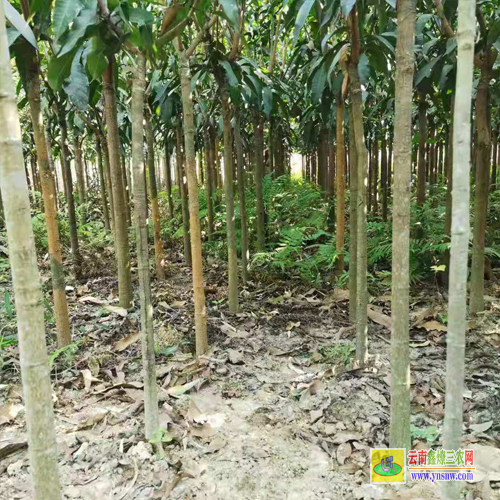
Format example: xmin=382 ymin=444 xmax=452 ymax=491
xmin=7 ymin=28 xmax=21 ymax=46
xmin=311 ymin=65 xmax=327 ymax=104
xmin=341 ymin=0 xmax=356 ymax=18
xmin=86 ymin=37 xmax=109 ymax=79
xmin=129 ymin=7 xmax=154 ymax=26
xmin=221 ymin=60 xmax=238 ymax=88
xmin=263 ymin=86 xmax=273 ymax=117
xmin=374 ymin=34 xmax=395 ymax=54
xmin=218 ymin=0 xmax=239 ymax=31
xmin=3 ymin=0 xmax=38 ymax=50
xmin=48 ymin=49 xmax=77 ymax=91
xmin=64 ymin=48 xmax=89 ymax=110
xmin=53 ymin=0 xmax=84 ymax=40
xmin=58 ymin=4 xmax=98 ymax=57
xmin=487 ymin=19 xmax=500 ymax=46
xmin=414 ymin=56 xmax=441 ymax=86
xmin=292 ymin=0 xmax=315 ymax=47
xmin=416 ymin=14 xmax=434 ymax=35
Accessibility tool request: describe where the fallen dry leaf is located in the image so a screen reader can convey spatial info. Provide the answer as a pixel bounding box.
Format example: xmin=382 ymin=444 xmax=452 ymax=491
xmin=337 ymin=442 xmax=352 ymax=465
xmin=167 ymin=378 xmax=202 ymax=397
xmin=80 ymin=369 xmax=101 ymax=393
xmin=367 ymin=307 xmax=393 ymax=329
xmin=104 ymin=305 xmax=128 ymax=317
xmin=227 ymin=349 xmax=244 ymax=365
xmin=0 ymin=402 xmax=22 ymax=425
xmin=331 ymin=432 xmax=363 ymax=444
xmin=79 ymin=296 xmax=107 ymax=305
xmin=420 ymin=320 xmax=447 ymax=332
xmin=114 ymin=331 xmax=141 ymax=352
xmin=470 ymin=420 xmax=493 ymax=434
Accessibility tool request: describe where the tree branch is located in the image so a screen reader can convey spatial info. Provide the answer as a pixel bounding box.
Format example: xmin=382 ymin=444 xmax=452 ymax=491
xmin=434 ymin=0 xmax=455 ymax=39
xmin=185 ymin=14 xmax=218 ymax=59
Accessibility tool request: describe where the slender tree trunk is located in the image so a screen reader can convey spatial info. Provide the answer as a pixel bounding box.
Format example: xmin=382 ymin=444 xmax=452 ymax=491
xmin=372 ymin=137 xmax=379 ymax=214
xmin=348 ymin=104 xmax=358 ymax=324
xmin=0 ymin=9 xmax=62 ymax=496
xmin=389 ymin=0 xmax=416 ymax=452
xmin=235 ymin=108 xmax=249 ymax=284
xmin=328 ymin=129 xmax=335 ymax=198
xmin=131 ymin=52 xmax=159 ymax=440
xmin=100 ymin=132 xmax=115 ymax=234
xmin=367 ymin=143 xmax=372 ymax=213
xmin=145 ymin=114 xmax=166 ymax=280
xmin=214 ymin=134 xmax=222 ymax=189
xmin=176 ymin=123 xmax=192 ymax=266
xmin=335 ymin=97 xmax=346 ymax=274
xmin=60 ymin=116 xmax=82 ymax=278
xmin=204 ymin=130 xmax=215 ymax=240
xmin=96 ymin=136 xmax=111 ymax=231
xmin=74 ymin=136 xmax=86 ymax=204
xmin=254 ymin=113 xmax=266 ymax=251
xmin=381 ymin=134 xmax=388 ymax=222
xmin=443 ymin=3 xmax=476 ymax=499
xmin=346 ymin=9 xmax=368 ymax=366
xmin=163 ymin=140 xmax=174 ymax=218
xmin=176 ymin=44 xmax=208 ymax=355
xmin=417 ymin=92 xmax=427 ymax=206
xmin=219 ymin=81 xmax=239 ymax=313
xmin=491 ymin=131 xmax=497 ymax=191
xmin=26 ymin=56 xmax=71 ymax=348
xmin=103 ymin=57 xmax=133 ymax=309
xmin=470 ymin=63 xmax=493 ymax=314
xmin=121 ymin=155 xmax=132 ymax=226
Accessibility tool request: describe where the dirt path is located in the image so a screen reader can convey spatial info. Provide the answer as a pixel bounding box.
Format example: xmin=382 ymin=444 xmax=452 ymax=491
xmin=1 ymin=258 xmax=500 ymax=499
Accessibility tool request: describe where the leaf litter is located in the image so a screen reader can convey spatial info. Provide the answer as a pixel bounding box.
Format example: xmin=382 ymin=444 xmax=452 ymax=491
xmin=1 ymin=262 xmax=500 ymax=499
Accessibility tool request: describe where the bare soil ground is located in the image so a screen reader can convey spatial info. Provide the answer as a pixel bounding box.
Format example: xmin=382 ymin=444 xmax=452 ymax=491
xmin=1 ymin=250 xmax=500 ymax=499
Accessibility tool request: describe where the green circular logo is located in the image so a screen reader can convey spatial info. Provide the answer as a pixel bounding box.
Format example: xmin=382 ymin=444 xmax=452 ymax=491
xmin=373 ymin=463 xmax=403 ymax=477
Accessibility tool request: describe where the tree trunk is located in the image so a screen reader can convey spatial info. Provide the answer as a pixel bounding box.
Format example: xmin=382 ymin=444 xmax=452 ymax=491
xmin=175 ymin=123 xmax=192 ymax=267
xmin=328 ymin=129 xmax=335 ymax=198
xmin=204 ymin=130 xmax=215 ymax=240
xmin=348 ymin=104 xmax=358 ymax=324
xmin=443 ymin=3 xmax=476 ymax=499
xmin=491 ymin=131 xmax=497 ymax=191
xmin=389 ymin=0 xmax=415 ymax=452
xmin=96 ymin=135 xmax=111 ymax=231
xmin=0 ymin=9 xmax=62 ymax=496
xmin=417 ymin=92 xmax=427 ymax=206
xmin=215 ymin=134 xmax=222 ymax=189
xmin=163 ymin=140 xmax=174 ymax=218
xmin=234 ymin=108 xmax=249 ymax=284
xmin=219 ymin=81 xmax=239 ymax=313
xmin=145 ymin=114 xmax=166 ymax=280
xmin=381 ymin=134 xmax=388 ymax=222
xmin=131 ymin=52 xmax=159 ymax=440
xmin=470 ymin=62 xmax=493 ymax=314
xmin=103 ymin=57 xmax=133 ymax=309
xmin=346 ymin=8 xmax=368 ymax=366
xmin=26 ymin=55 xmax=71 ymax=348
xmin=254 ymin=112 xmax=266 ymax=251
xmin=335 ymin=97 xmax=346 ymax=274
xmin=60 ymin=116 xmax=82 ymax=278
xmin=372 ymin=137 xmax=379 ymax=214
xmin=121 ymin=155 xmax=132 ymax=226
xmin=100 ymin=133 xmax=115 ymax=234
xmin=177 ymin=45 xmax=208 ymax=356
xmin=74 ymin=136 xmax=86 ymax=204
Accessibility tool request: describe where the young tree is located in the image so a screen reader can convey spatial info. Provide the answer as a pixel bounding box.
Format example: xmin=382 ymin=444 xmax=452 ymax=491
xmin=390 ymin=0 xmax=416 ymax=452
xmin=145 ymin=112 xmax=166 ymax=280
xmin=0 ymin=4 xmax=61 ymax=497
xmin=443 ymin=0 xmax=476 ymax=498
xmin=131 ymin=51 xmax=159 ymax=440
